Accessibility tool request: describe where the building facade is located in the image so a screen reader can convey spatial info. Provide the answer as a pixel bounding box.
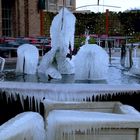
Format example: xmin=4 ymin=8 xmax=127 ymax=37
xmin=46 ymin=0 xmax=76 ymax=12
xmin=0 ymin=0 xmax=41 ymax=37
xmin=0 ymin=0 xmax=76 ymax=37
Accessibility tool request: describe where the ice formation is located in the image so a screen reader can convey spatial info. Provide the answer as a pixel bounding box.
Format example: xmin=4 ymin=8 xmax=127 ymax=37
xmin=46 ymin=110 xmax=140 ymax=140
xmin=1 ymin=82 xmax=140 ymax=112
xmin=74 ymin=44 xmax=109 ymax=80
xmin=0 ymin=57 xmax=5 ymax=72
xmin=38 ymin=7 xmax=76 ymax=79
xmin=123 ymin=43 xmax=140 ymax=76
xmin=43 ymin=100 xmax=140 ymax=140
xmin=116 ymin=104 xmax=140 ymax=115
xmin=85 ymin=35 xmax=90 ymax=44
xmin=16 ymin=44 xmax=39 ymax=74
xmin=0 ymin=112 xmax=46 ymax=140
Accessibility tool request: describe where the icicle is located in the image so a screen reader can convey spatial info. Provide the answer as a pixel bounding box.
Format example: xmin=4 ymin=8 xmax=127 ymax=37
xmin=34 ymin=98 xmax=37 ymax=111
xmin=8 ymin=92 xmax=13 ymax=103
xmin=29 ymin=96 xmax=32 ymax=110
xmin=5 ymin=91 xmax=10 ymax=104
xmin=19 ymin=93 xmax=24 ymax=110
xmin=36 ymin=98 xmax=39 ymax=112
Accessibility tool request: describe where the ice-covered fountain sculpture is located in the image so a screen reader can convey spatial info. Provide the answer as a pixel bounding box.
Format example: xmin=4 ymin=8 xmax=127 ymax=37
xmin=16 ymin=44 xmax=39 ymax=74
xmin=38 ymin=7 xmax=109 ymax=81
xmin=125 ymin=43 xmax=140 ymax=75
xmin=74 ymin=35 xmax=109 ymax=80
xmin=38 ymin=8 xmax=76 ymax=79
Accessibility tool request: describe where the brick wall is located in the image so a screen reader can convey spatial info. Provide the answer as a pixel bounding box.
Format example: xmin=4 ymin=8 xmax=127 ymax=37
xmin=0 ymin=0 xmax=41 ymax=37
xmin=17 ymin=0 xmax=41 ymax=37
xmin=0 ymin=0 xmax=76 ymax=37
xmin=28 ymin=0 xmax=40 ymax=36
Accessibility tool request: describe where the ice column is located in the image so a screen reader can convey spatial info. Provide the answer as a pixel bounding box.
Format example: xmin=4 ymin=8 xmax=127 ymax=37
xmin=16 ymin=44 xmax=39 ymax=74
xmin=74 ymin=44 xmax=109 ymax=80
xmin=38 ymin=8 xmax=76 ymax=79
xmin=0 ymin=57 xmax=5 ymax=72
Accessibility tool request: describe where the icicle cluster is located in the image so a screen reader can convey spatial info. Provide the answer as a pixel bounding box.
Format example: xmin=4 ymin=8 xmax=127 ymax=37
xmin=46 ymin=110 xmax=140 ymax=140
xmin=0 ymin=82 xmax=140 ymax=112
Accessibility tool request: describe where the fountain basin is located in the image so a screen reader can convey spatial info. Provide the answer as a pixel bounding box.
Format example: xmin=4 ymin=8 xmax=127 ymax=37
xmin=1 ymin=81 xmax=140 ymax=114
xmin=44 ymin=101 xmax=140 ymax=140
xmin=0 ymin=82 xmax=140 ymax=139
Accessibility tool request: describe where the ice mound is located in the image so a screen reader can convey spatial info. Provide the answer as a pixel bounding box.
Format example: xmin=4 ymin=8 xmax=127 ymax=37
xmin=16 ymin=44 xmax=39 ymax=74
xmin=116 ymin=104 xmax=140 ymax=115
xmin=0 ymin=112 xmax=46 ymax=140
xmin=74 ymin=44 xmax=109 ymax=80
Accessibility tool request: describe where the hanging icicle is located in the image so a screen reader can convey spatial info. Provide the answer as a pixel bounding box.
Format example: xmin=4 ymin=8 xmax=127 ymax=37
xmin=1 ymin=82 xmax=140 ymax=113
xmin=46 ymin=110 xmax=140 ymax=140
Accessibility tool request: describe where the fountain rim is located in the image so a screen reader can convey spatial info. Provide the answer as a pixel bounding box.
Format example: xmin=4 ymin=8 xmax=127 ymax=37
xmin=0 ymin=81 xmax=140 ymax=93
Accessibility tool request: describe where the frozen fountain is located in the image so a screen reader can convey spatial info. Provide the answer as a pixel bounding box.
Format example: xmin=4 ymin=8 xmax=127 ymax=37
xmin=0 ymin=7 xmax=140 ymax=140
xmin=121 ymin=42 xmax=140 ymax=79
xmin=38 ymin=7 xmax=75 ymax=79
xmin=16 ymin=44 xmax=39 ymax=74
xmin=37 ymin=7 xmax=108 ymax=81
xmin=74 ymin=43 xmax=109 ymax=80
xmin=125 ymin=43 xmax=140 ymax=75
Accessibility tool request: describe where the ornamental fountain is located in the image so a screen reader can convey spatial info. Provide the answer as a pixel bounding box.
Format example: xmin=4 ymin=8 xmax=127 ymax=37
xmin=0 ymin=7 xmax=140 ymax=140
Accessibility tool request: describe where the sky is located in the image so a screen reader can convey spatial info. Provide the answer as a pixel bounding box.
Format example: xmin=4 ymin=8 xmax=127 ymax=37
xmin=76 ymin=0 xmax=140 ymax=12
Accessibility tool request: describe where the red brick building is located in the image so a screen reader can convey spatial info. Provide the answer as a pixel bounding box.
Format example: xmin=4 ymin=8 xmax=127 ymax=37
xmin=0 ymin=0 xmax=41 ymax=37
xmin=0 ymin=0 xmax=76 ymax=37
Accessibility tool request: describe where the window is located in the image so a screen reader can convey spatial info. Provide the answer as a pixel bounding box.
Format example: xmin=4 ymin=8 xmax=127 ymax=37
xmin=66 ymin=0 xmax=73 ymax=6
xmin=70 ymin=0 xmax=73 ymax=6
xmin=49 ymin=0 xmax=56 ymax=4
xmin=2 ymin=0 xmax=12 ymax=36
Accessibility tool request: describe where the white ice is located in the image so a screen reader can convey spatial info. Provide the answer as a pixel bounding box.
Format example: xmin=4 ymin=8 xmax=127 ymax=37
xmin=1 ymin=82 xmax=140 ymax=105
xmin=0 ymin=112 xmax=46 ymax=140
xmin=0 ymin=57 xmax=5 ymax=72
xmin=38 ymin=7 xmax=76 ymax=79
xmin=125 ymin=43 xmax=140 ymax=75
xmin=46 ymin=110 xmax=140 ymax=140
xmin=116 ymin=104 xmax=140 ymax=115
xmin=16 ymin=44 xmax=39 ymax=74
xmin=74 ymin=44 xmax=109 ymax=80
